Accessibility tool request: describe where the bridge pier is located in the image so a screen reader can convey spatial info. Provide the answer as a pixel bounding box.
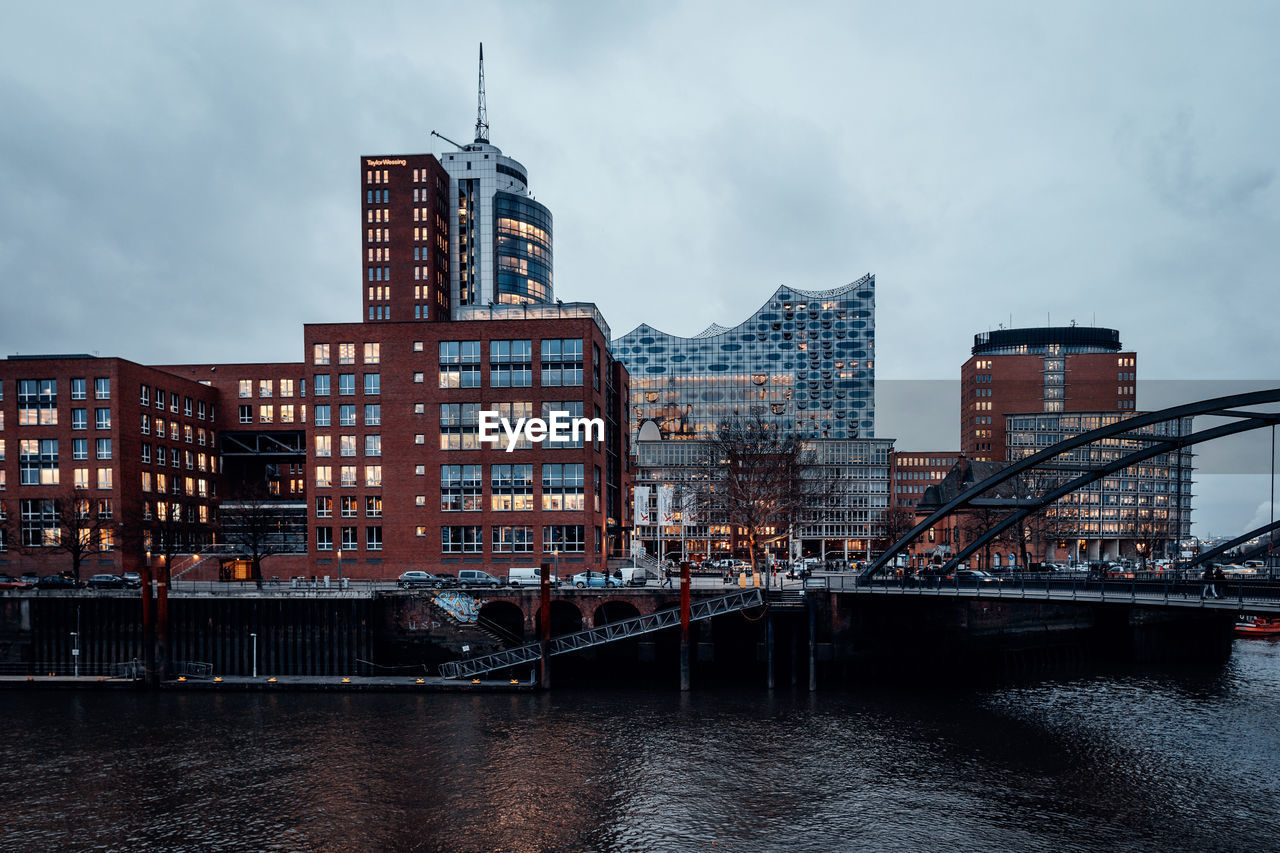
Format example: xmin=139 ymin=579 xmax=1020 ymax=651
xmin=765 ymin=612 xmax=775 ymax=690
xmin=808 ymin=595 xmax=817 ymax=692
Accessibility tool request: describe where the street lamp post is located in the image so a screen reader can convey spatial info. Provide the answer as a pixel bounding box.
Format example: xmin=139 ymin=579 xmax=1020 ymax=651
xmin=70 ymin=631 xmax=79 ymax=677
xmin=336 ymin=548 xmax=343 ymax=584
xmin=250 ymin=632 xmax=258 ymax=678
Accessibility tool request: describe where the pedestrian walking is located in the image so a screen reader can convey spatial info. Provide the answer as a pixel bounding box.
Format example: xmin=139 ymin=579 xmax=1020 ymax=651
xmin=1213 ymin=566 xmax=1226 ymax=599
xmin=1202 ymin=565 xmax=1218 ymax=600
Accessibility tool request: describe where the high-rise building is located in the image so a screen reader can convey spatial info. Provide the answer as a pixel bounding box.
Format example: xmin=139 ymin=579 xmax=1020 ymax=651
xmin=961 ymin=326 xmax=1137 ymax=460
xmin=614 ymin=275 xmax=876 ymax=442
xmin=360 ymin=155 xmax=451 ymax=324
xmin=360 ymin=45 xmax=552 ymax=322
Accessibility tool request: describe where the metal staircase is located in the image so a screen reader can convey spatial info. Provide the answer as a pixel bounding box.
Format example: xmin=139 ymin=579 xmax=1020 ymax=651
xmin=438 ymin=588 xmax=765 ymax=679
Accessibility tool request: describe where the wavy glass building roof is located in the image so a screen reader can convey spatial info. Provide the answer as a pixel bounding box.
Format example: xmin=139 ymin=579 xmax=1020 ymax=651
xmin=613 ymin=275 xmax=875 ymax=441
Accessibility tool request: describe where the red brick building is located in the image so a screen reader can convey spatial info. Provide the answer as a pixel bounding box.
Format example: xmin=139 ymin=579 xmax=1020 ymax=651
xmin=961 ymin=326 xmax=1136 ymax=460
xmin=302 ymin=306 xmax=629 ymax=579
xmin=361 ymin=155 xmax=452 ymax=324
xmin=890 ymin=451 xmax=962 ymax=512
xmin=0 ymin=356 xmax=220 ymax=577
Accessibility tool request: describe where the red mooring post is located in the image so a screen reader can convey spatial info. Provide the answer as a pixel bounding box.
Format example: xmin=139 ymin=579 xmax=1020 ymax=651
xmin=680 ymin=561 xmax=692 ymax=691
xmin=139 ymin=563 xmax=156 ymax=687
xmin=539 ymin=561 xmax=552 ymax=689
xmin=156 ymin=569 xmax=170 ymax=683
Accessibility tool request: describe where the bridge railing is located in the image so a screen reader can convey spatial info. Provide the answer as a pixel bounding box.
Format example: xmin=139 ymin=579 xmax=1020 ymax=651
xmin=805 ymin=572 xmax=1280 ymax=607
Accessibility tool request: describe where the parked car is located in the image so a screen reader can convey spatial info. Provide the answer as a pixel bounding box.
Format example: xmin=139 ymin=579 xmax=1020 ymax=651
xmin=457 ymin=569 xmax=502 ymax=588
xmin=570 ymin=571 xmax=619 ymax=589
xmin=397 ymin=570 xmax=455 ymax=589
xmin=88 ymin=573 xmax=127 ymax=589
xmin=0 ymin=573 xmax=35 ymax=590
xmin=20 ymin=573 xmax=40 ymax=586
xmin=507 ymin=566 xmax=555 ymax=588
xmin=122 ymin=572 xmax=143 ymax=589
xmin=37 ymin=574 xmax=84 ymax=590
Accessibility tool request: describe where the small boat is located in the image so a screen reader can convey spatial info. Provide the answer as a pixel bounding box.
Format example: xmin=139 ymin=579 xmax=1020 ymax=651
xmin=1234 ymin=616 xmax=1280 ymax=637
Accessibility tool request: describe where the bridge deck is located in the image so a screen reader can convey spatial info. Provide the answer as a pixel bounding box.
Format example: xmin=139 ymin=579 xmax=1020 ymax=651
xmin=807 ymin=575 xmax=1280 ymax=613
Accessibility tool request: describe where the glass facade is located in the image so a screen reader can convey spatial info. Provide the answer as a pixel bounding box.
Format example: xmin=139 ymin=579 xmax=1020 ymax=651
xmin=614 ymin=276 xmax=875 ymax=441
xmin=494 ymin=192 xmax=552 ymax=304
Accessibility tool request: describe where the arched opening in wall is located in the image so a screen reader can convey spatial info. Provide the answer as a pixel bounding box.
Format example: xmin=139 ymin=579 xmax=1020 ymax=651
xmin=592 ymin=600 xmax=641 ymax=627
xmin=533 ymin=601 xmax=584 ymax=637
xmin=478 ymin=600 xmax=525 ymax=644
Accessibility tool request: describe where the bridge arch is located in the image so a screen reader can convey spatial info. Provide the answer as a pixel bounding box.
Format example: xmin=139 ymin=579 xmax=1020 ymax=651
xmin=865 ymin=388 xmax=1280 ymax=579
xmin=592 ymin=600 xmax=641 ymax=628
xmin=478 ymin=600 xmax=526 ymax=642
xmin=532 ymin=600 xmax=585 ymax=636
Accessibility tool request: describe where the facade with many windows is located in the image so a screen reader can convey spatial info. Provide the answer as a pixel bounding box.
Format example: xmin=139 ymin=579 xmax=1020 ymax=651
xmin=302 ymin=304 xmax=627 ymax=578
xmin=0 ymin=356 xmax=220 ymax=576
xmin=961 ymin=326 xmax=1137 ymax=460
xmin=615 ymin=276 xmax=876 ymax=443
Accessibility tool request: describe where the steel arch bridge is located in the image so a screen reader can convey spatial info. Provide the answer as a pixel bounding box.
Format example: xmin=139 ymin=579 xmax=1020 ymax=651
xmin=862 ymin=388 xmax=1280 ymax=581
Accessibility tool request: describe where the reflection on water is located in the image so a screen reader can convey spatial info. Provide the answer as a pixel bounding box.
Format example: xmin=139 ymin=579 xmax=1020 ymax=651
xmin=3 ymin=641 xmax=1280 ymax=852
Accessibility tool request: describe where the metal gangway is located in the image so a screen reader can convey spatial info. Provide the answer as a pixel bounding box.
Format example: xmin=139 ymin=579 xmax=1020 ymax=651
xmin=438 ymin=588 xmax=765 ymax=679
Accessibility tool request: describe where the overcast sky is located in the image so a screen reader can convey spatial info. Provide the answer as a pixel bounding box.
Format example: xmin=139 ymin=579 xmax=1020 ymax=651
xmin=2 ymin=1 xmax=1277 ymax=535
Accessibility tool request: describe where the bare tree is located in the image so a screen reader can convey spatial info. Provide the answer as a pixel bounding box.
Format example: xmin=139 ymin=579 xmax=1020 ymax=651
xmin=877 ymin=505 xmax=916 ymax=563
xmin=20 ymin=487 xmax=130 ymax=580
xmin=217 ymin=483 xmax=289 ymax=587
xmin=148 ymin=498 xmax=195 ymax=585
xmin=692 ymin=411 xmax=822 ymax=579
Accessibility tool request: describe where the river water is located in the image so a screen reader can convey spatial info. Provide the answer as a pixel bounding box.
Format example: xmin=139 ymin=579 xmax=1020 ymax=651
xmin=3 ymin=640 xmax=1279 ymax=852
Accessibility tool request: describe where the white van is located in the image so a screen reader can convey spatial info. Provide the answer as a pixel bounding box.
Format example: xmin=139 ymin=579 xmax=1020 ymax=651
xmin=621 ymin=566 xmax=656 ymax=586
xmin=507 ymin=566 xmax=554 ymax=588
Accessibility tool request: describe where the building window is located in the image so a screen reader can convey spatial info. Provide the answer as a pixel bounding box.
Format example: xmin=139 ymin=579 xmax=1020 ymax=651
xmin=366 ymin=527 xmax=383 ymax=551
xmin=340 ymin=466 xmax=357 ymax=487
xmin=73 ymin=438 xmax=88 ymax=461
xmin=94 ymin=378 xmax=111 ymax=400
xmin=317 ymin=527 xmax=333 ymax=551
xmin=314 ymin=344 xmax=331 ymax=365
xmin=338 ymin=343 xmax=356 ymax=365
xmin=364 ymin=343 xmax=380 ymax=364
xmin=440 ymin=403 xmax=481 ymax=450
xmin=316 ymin=496 xmax=332 ymax=517
xmin=442 ymin=526 xmax=482 ymax=553
xmin=97 ymin=468 xmax=113 ymax=489
xmin=491 ymin=464 xmax=534 ymax=511
xmin=340 ymin=405 xmax=357 ymax=427
xmin=365 ymin=435 xmax=382 ymax=456
xmin=365 ymin=404 xmax=381 ymax=425
xmin=96 ymin=438 xmax=112 ymax=460
xmin=259 ymin=380 xmax=273 ymax=398
xmin=259 ymin=405 xmax=274 ymax=423
xmin=72 ymin=408 xmax=87 ymax=430
xmin=314 ymin=405 xmax=331 ymax=427
xmin=492 ymin=526 xmax=534 ymax=553
xmin=490 ymin=340 xmax=533 ymax=387
xmin=280 ymin=404 xmax=295 ymax=423
xmin=71 ymin=378 xmax=87 ymax=400
xmin=441 ymin=465 xmax=482 ymax=511
xmin=485 ymin=402 xmax=533 ymax=451
xmin=18 ymin=379 xmax=58 ymax=425
xmin=439 ymin=341 xmax=481 ymax=388
xmin=338 ymin=374 xmax=356 ymax=396
xmin=543 ymin=525 xmax=585 ymax=553
xmin=315 ymin=466 xmax=332 ymax=488
xmin=314 ymin=374 xmax=331 ymax=396
xmin=339 ymin=435 xmax=357 ymax=457
xmin=238 ymin=405 xmax=252 ymax=424
xmin=542 ymin=463 xmax=585 ymax=511
xmin=340 ymin=496 xmax=358 ymax=518
xmin=365 ymin=496 xmax=382 ymax=518
xmin=541 ymin=339 xmax=584 ymax=386
xmin=314 ymin=436 xmax=331 ymax=457
xmin=364 ymin=373 xmax=380 ymax=395
xmin=541 ymin=401 xmax=585 ymax=448
xmin=19 ymin=439 xmax=60 ymax=486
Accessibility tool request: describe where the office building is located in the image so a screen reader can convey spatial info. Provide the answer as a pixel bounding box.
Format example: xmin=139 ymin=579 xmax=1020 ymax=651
xmin=362 ymin=46 xmax=553 ymax=320
xmin=302 ymin=304 xmax=628 ymax=578
xmin=0 ymin=356 xmax=220 ymax=576
xmin=961 ymin=325 xmax=1136 ymax=459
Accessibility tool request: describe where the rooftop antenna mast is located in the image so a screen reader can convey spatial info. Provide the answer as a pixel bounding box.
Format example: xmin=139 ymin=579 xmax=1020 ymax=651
xmin=474 ymin=42 xmax=489 ymax=143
